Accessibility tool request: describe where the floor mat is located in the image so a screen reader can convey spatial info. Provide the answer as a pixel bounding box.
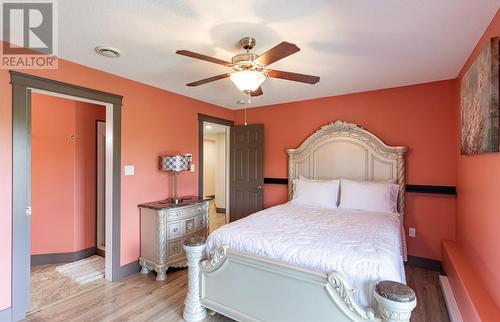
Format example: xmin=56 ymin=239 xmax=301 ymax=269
xmin=55 ymin=255 xmax=104 ymax=284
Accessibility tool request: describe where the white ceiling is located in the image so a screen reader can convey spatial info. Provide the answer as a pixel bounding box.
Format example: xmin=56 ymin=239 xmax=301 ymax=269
xmin=50 ymin=1 xmax=500 ymax=108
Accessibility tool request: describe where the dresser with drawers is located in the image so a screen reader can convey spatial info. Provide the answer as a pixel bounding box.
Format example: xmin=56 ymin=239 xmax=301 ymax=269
xmin=138 ymin=196 xmax=209 ymax=281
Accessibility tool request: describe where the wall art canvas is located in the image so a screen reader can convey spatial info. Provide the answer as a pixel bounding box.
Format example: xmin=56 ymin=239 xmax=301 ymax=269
xmin=461 ymin=37 xmax=500 ymax=155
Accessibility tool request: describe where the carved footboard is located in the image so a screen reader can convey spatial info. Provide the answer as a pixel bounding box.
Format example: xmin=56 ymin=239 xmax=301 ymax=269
xmin=183 ymin=237 xmax=416 ymax=322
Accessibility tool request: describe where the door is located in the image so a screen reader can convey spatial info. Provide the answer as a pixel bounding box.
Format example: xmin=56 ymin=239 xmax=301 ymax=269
xmin=96 ymin=121 xmax=106 ymax=252
xmin=229 ymin=124 xmax=264 ymax=222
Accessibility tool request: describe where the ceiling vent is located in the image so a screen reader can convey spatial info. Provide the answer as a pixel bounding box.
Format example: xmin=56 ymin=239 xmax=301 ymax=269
xmin=95 ymin=46 xmax=121 ymax=58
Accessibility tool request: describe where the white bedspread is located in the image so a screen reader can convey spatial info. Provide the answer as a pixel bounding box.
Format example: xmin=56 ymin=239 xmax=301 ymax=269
xmin=206 ymin=203 xmax=406 ymax=308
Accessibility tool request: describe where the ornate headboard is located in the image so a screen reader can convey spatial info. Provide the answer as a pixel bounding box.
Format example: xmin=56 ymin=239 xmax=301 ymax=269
xmin=286 ymin=120 xmax=408 ymax=217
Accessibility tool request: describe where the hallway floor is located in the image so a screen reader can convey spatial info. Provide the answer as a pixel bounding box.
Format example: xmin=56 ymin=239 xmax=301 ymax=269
xmin=208 ymin=199 xmax=226 ymax=234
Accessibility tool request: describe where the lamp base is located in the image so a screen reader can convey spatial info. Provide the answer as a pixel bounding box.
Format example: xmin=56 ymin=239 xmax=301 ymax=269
xmin=173 ymin=197 xmax=184 ymax=204
xmin=158 ymin=197 xmax=184 ymax=205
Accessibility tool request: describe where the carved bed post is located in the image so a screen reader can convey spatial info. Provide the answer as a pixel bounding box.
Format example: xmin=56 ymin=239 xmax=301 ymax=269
xmin=183 ymin=236 xmax=207 ymax=322
xmin=396 ymin=150 xmax=408 ymax=261
xmin=374 ymin=281 xmax=417 ymax=322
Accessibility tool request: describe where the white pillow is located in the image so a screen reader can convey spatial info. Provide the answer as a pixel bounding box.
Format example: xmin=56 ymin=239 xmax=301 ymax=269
xmin=291 ymin=178 xmax=340 ymax=209
xmin=339 ymin=179 xmax=399 ymax=213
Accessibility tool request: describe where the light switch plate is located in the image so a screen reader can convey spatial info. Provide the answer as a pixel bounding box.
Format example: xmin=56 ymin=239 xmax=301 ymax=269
xmin=190 ymin=164 xmax=195 ymax=172
xmin=124 ymin=165 xmax=135 ymax=176
xmin=409 ymin=228 xmax=416 ymax=238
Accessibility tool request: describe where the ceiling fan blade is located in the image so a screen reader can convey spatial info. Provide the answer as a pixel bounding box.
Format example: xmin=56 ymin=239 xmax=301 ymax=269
xmin=176 ymin=50 xmax=232 ymax=67
xmin=256 ymin=42 xmax=300 ymax=66
xmin=268 ymin=70 xmax=320 ymax=84
xmin=186 ymin=73 xmax=230 ymax=87
xmin=250 ymin=87 xmax=263 ymax=96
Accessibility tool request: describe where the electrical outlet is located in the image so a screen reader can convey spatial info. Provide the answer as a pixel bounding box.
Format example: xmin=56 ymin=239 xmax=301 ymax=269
xmin=409 ymin=227 xmax=416 ymax=238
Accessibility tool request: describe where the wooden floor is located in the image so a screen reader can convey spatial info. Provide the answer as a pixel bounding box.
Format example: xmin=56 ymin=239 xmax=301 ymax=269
xmin=208 ymin=200 xmax=226 ymax=234
xmin=25 ymin=265 xmax=449 ymax=322
xmin=29 ymin=263 xmax=106 ymax=314
xmin=406 ymin=267 xmax=450 ymax=322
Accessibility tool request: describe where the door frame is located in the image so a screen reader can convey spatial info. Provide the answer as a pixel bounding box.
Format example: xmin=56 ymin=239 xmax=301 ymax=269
xmin=11 ymin=71 xmax=123 ymax=321
xmin=198 ymin=114 xmax=233 ymax=220
xmin=96 ymin=120 xmax=106 ymax=256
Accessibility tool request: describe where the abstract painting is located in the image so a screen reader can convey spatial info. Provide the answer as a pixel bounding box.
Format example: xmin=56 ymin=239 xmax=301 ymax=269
xmin=461 ymin=37 xmax=499 ymax=155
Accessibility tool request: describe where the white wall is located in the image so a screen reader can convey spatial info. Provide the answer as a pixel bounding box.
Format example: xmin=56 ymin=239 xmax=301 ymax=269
xmin=203 ymin=131 xmax=227 ymax=209
xmin=203 ymin=139 xmax=216 ymax=198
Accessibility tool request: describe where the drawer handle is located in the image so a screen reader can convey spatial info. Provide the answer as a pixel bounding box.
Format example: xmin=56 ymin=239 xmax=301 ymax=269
xmin=187 ymin=223 xmax=193 ymax=230
xmin=200 ymin=219 xmax=204 ymax=225
xmin=173 ymin=246 xmax=179 ymax=251
xmin=173 ymin=228 xmax=179 ymax=233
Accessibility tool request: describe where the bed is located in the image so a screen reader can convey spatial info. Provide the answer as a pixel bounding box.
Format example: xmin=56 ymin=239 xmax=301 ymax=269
xmin=206 ymin=204 xmax=405 ymax=309
xmin=183 ymin=120 xmax=416 ymax=322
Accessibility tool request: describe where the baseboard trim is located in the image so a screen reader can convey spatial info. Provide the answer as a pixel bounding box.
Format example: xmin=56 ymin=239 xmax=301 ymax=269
xmin=31 ymin=247 xmax=97 ymax=266
xmin=0 ymin=307 xmax=12 ymax=322
xmin=439 ymin=275 xmax=464 ymax=322
xmin=116 ymin=260 xmax=140 ymax=281
xmin=406 ymin=255 xmax=443 ymax=273
xmin=96 ymin=248 xmax=105 ymax=257
xmin=216 ymin=207 xmax=226 ymax=214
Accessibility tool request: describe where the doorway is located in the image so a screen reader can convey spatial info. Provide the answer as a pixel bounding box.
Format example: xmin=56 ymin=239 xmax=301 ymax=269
xmin=29 ymin=93 xmax=107 ymax=313
xmin=198 ymin=114 xmax=233 ymax=231
xmin=11 ymin=71 xmax=123 ymax=321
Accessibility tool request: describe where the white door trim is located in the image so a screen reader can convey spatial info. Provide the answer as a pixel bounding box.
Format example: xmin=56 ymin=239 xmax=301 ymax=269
xmin=96 ymin=121 xmax=106 ymax=252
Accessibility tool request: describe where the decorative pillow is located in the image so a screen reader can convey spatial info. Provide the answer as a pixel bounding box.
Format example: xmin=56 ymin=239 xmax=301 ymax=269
xmin=291 ymin=178 xmax=340 ymax=209
xmin=338 ymin=179 xmax=399 ymax=213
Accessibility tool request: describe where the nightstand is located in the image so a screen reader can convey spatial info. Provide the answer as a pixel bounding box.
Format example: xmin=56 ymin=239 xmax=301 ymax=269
xmin=138 ymin=196 xmax=209 ymax=281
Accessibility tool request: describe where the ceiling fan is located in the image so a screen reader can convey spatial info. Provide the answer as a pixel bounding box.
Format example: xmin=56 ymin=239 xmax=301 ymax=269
xmin=176 ymin=37 xmax=320 ymax=97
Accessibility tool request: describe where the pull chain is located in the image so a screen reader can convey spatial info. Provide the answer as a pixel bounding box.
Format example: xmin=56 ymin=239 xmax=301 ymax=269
xmin=244 ymin=93 xmax=252 ymax=126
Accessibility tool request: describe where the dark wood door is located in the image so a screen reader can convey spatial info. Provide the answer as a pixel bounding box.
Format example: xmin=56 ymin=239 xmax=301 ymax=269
xmin=229 ymin=124 xmax=264 ymax=222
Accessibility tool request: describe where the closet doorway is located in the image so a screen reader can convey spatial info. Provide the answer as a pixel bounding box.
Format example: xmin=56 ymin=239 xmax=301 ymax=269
xmin=198 ymin=114 xmax=233 ymax=233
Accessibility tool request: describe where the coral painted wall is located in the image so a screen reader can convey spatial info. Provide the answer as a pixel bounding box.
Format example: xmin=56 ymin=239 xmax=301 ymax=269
xmin=0 ymin=69 xmax=12 ymax=311
xmin=32 ymin=94 xmax=75 ymax=254
xmin=447 ymin=8 xmax=500 ymax=320
xmin=31 ymin=93 xmax=105 ymax=255
xmin=234 ymin=80 xmax=458 ymax=261
xmin=0 ymin=53 xmax=235 ymax=310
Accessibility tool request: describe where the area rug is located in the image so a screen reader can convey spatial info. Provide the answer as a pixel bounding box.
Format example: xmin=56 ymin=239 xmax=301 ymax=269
xmin=56 ymin=255 xmax=104 ymax=285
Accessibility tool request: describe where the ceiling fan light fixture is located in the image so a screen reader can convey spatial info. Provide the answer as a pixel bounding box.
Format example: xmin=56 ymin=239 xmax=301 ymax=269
xmin=230 ymin=70 xmax=265 ymax=93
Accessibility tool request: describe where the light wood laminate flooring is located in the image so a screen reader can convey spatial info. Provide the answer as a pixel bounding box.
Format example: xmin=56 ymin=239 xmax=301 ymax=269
xmin=26 ymin=266 xmax=449 ymax=322
xmin=29 ymin=263 xmax=106 ymax=314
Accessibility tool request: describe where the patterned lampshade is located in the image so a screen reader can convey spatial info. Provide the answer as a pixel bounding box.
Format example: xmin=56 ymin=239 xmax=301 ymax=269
xmin=160 ymin=155 xmax=191 ymax=172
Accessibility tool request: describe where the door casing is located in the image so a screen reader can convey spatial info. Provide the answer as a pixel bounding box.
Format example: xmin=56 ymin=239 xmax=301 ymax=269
xmin=10 ymin=71 xmax=124 ymax=321
xmin=96 ymin=120 xmax=106 ymax=254
xmin=198 ymin=114 xmax=234 ymax=223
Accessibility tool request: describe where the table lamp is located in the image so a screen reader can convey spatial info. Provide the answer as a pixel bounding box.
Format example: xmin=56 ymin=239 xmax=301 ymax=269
xmin=160 ymin=154 xmax=191 ymax=204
